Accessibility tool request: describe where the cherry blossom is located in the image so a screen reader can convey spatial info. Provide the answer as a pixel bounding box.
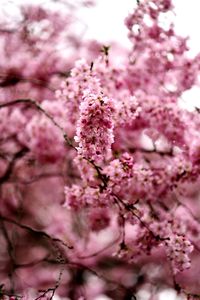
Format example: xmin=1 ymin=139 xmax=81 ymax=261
xmin=1 ymin=0 xmax=200 ymax=299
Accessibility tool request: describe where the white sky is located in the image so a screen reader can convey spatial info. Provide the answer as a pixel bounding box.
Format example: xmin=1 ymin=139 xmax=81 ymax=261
xmin=78 ymin=0 xmax=200 ymax=53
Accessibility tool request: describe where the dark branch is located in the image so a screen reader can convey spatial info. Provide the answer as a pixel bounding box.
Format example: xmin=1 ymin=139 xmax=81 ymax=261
xmin=0 ymin=214 xmax=73 ymax=249
xmin=0 ymin=147 xmax=29 ymax=185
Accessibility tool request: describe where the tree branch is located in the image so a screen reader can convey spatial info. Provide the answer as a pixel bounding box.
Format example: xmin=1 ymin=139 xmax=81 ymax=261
xmin=0 ymin=214 xmax=73 ymax=249
xmin=0 ymin=99 xmax=75 ymax=149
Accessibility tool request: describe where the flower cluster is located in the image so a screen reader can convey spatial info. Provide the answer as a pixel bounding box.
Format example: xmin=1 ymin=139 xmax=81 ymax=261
xmin=151 ymin=219 xmax=194 ymax=274
xmin=75 ymin=92 xmax=115 ymax=162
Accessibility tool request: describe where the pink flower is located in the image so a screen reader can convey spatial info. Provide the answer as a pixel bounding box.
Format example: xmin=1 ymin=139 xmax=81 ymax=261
xmin=75 ymin=92 xmax=115 ymax=163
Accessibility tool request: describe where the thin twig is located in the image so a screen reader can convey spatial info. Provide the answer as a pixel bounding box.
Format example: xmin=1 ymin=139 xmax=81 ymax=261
xmin=0 ymin=214 xmax=73 ymax=249
xmin=0 ymin=99 xmax=75 ymax=149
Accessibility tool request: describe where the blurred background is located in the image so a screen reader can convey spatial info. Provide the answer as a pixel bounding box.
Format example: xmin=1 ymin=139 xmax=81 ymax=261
xmin=0 ymin=1 xmax=199 ymax=299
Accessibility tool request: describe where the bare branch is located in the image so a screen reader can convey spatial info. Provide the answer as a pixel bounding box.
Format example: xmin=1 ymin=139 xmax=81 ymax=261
xmin=0 ymin=214 xmax=73 ymax=249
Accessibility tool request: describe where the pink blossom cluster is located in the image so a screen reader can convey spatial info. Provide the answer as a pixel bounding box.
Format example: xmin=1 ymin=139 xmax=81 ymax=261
xmin=55 ymin=59 xmax=101 ymax=136
xmin=151 ymin=219 xmax=194 ymax=274
xmin=75 ymin=92 xmax=115 ymax=162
